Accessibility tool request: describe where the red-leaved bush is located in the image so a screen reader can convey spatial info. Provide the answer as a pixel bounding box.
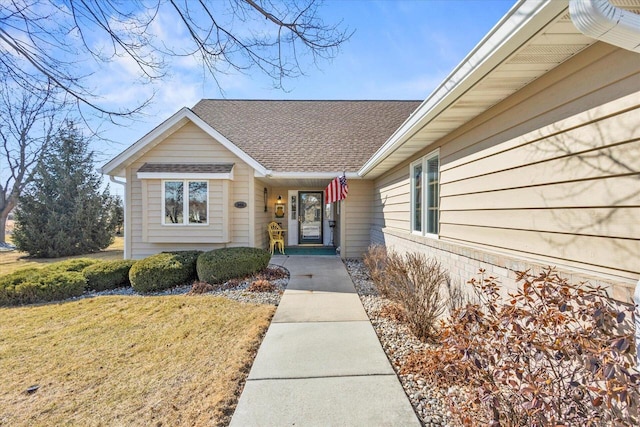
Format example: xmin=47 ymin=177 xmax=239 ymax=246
xmin=403 ymin=268 xmax=639 ymax=426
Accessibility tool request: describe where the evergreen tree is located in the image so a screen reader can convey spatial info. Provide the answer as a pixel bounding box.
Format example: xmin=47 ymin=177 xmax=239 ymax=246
xmin=13 ymin=122 xmax=115 ymax=257
xmin=109 ymin=195 xmax=124 ymax=236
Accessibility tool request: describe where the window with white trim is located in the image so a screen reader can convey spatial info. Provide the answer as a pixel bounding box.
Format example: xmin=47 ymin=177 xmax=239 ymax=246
xmin=411 ymin=151 xmax=439 ymax=236
xmin=163 ymin=180 xmax=208 ymax=225
xmin=411 ymin=160 xmax=423 ymax=233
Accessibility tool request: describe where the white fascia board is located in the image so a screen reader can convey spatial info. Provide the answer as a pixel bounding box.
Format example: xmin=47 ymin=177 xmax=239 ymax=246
xmin=267 ymin=171 xmax=361 ymax=179
xmin=101 ymin=107 xmax=268 ymax=177
xmin=101 ymin=107 xmax=191 ymax=177
xmin=358 ymin=0 xmax=568 ymax=177
xmin=137 ymin=171 xmax=234 ymax=180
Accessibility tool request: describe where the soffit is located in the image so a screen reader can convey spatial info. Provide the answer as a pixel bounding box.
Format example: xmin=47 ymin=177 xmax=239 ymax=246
xmin=258 ymin=177 xmax=337 ymax=188
xmin=610 ymin=0 xmax=640 ymax=14
xmin=137 ymin=163 xmax=234 ymax=173
xmin=364 ymin=6 xmax=599 ymax=178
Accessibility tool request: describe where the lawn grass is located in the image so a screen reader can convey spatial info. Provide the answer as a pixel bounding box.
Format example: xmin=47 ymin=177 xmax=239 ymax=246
xmin=0 ymin=236 xmax=124 ymax=276
xmin=0 ymin=295 xmax=274 ymax=426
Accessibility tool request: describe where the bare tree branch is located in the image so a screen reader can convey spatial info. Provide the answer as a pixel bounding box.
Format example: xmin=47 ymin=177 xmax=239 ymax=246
xmin=0 ymin=79 xmax=68 ymax=243
xmin=0 ymin=0 xmax=352 ymax=119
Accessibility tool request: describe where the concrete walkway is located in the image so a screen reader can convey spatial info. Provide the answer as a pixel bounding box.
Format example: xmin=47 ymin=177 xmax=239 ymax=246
xmin=230 ymin=256 xmax=420 ymax=426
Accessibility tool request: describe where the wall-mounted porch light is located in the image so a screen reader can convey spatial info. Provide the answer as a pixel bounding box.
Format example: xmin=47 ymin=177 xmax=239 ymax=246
xmin=275 ymin=195 xmax=285 ymax=218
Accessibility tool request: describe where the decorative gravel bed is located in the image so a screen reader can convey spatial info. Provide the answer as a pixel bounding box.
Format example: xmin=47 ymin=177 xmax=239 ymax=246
xmin=76 ymin=264 xmax=289 ymax=306
xmin=0 ymin=242 xmax=16 ymax=251
xmin=344 ymin=259 xmax=450 ymax=427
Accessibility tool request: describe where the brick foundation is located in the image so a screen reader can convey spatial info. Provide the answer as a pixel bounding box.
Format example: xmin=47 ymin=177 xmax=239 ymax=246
xmin=371 ymin=227 xmax=636 ymax=304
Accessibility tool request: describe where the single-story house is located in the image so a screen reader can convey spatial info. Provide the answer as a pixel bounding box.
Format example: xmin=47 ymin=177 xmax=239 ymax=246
xmin=102 ymin=0 xmax=640 ymax=303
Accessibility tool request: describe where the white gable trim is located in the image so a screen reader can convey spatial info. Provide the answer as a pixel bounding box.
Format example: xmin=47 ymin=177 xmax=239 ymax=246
xmin=100 ymin=108 xmax=268 ymax=177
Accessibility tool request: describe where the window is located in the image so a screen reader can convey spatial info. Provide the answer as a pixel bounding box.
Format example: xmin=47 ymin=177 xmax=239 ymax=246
xmin=163 ymin=180 xmax=208 ymax=225
xmin=426 ymin=155 xmax=439 ymax=235
xmin=411 ymin=151 xmax=439 ymax=236
xmin=411 ymin=161 xmax=422 ymax=233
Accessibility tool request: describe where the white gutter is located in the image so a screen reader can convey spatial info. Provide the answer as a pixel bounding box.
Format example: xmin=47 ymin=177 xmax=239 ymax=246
xmin=109 ymin=175 xmax=125 ymax=186
xmin=570 ymin=0 xmax=640 ymax=53
xmin=267 ymin=171 xmax=360 ymax=180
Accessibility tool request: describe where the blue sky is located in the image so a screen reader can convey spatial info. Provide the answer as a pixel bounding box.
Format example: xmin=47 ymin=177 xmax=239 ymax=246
xmin=97 ymin=0 xmax=515 ymax=195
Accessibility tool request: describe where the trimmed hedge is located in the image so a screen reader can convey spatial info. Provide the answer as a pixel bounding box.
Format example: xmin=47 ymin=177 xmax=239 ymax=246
xmin=129 ymin=251 xmax=200 ymax=293
xmin=197 ymin=247 xmax=271 ymax=285
xmin=0 ymin=258 xmax=114 ymax=306
xmin=45 ymin=258 xmax=101 ymax=273
xmin=0 ymin=268 xmax=42 ymax=288
xmin=83 ymin=260 xmax=137 ymax=291
xmin=0 ymin=269 xmax=86 ymax=306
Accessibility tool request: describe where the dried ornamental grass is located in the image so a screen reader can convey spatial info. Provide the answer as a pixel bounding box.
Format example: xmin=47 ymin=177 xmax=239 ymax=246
xmin=248 ymin=279 xmax=276 ymax=293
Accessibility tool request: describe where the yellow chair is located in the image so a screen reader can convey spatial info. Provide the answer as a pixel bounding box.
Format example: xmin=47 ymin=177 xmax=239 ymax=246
xmin=268 ymin=222 xmax=285 ymax=255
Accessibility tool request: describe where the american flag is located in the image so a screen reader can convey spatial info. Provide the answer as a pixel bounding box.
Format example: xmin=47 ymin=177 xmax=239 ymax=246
xmin=324 ymin=174 xmax=348 ymax=204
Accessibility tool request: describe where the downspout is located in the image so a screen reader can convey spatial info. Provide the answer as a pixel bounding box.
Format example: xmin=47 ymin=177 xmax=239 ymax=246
xmin=108 ymin=175 xmax=127 ymax=259
xmin=109 ymin=176 xmax=125 ymax=186
xmin=569 ymin=0 xmax=640 ymax=53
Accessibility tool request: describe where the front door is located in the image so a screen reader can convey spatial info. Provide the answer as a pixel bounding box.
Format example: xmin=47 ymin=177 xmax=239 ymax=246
xmin=298 ymin=191 xmax=323 ymax=244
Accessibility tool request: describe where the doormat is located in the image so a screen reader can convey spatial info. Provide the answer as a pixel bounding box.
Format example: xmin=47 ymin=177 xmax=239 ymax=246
xmin=284 ymin=246 xmax=337 ymax=256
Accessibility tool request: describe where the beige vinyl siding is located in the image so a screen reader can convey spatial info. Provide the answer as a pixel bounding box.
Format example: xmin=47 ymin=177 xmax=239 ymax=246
xmin=127 ymin=121 xmax=253 ymax=259
xmin=342 ymin=179 xmax=373 ymax=258
xmin=441 ymin=43 xmax=640 ymax=166
xmin=141 ymin=179 xmax=228 ymax=243
xmin=373 ymin=44 xmax=640 ymax=286
xmin=372 ymin=165 xmax=410 ymax=233
xmin=439 ymin=92 xmax=640 ymax=279
xmin=254 ymin=181 xmax=272 ymax=250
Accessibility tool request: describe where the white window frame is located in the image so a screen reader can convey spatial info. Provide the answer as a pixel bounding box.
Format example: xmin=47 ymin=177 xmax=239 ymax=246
xmin=410 ymin=158 xmax=423 ymax=235
xmin=410 ymin=149 xmax=439 ymax=238
xmin=162 ymin=180 xmax=209 ymax=226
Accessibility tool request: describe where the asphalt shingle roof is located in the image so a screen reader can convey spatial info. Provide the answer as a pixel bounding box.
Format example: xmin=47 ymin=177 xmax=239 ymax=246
xmin=190 ymin=100 xmax=421 ymax=173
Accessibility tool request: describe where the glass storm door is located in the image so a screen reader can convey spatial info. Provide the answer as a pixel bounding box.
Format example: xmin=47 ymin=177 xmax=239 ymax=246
xmin=298 ymin=191 xmax=323 ymax=244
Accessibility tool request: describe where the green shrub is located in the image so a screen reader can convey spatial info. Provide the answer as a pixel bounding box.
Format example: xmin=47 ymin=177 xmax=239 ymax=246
xmin=0 ymin=270 xmax=86 ymax=306
xmin=197 ymin=247 xmax=271 ymax=285
xmin=44 ymin=258 xmax=101 ymax=273
xmin=83 ymin=260 xmax=136 ymax=291
xmin=0 ymin=259 xmax=101 ymax=305
xmin=0 ymin=268 xmax=42 ymax=288
xmin=129 ymin=251 xmax=200 ymax=293
xmin=0 ymin=269 xmax=45 ymax=306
